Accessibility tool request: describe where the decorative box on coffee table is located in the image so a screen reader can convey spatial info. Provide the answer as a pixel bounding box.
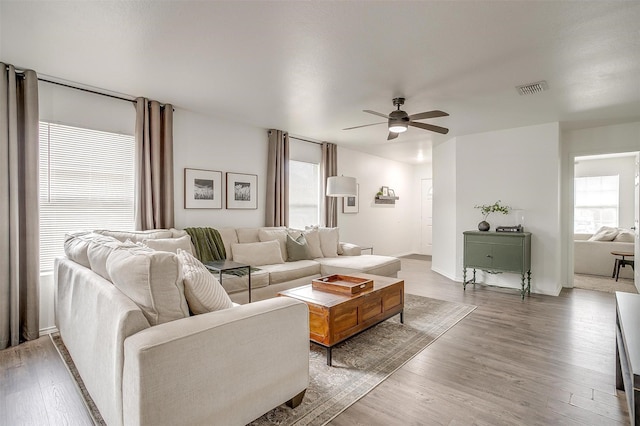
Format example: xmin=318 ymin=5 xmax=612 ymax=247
xmin=278 ymin=274 xmax=404 ymax=366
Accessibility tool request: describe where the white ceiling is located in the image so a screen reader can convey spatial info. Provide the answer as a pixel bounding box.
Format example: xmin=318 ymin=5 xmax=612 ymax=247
xmin=2 ymin=1 xmax=639 ymax=164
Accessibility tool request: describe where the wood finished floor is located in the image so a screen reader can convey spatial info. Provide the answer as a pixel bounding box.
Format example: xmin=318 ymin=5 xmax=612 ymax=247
xmin=0 ymin=257 xmax=630 ymax=425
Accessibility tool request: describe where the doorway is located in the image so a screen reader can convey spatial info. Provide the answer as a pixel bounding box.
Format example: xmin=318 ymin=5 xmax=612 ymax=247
xmin=420 ymin=179 xmax=433 ymax=255
xmin=572 ymin=152 xmax=638 ymax=293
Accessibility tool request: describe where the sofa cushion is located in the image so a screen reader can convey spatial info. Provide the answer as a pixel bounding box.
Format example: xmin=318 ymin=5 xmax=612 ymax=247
xmin=218 ymin=228 xmax=239 ymax=260
xmin=88 ymin=238 xmax=137 ymax=281
xmin=176 ymin=249 xmax=234 ymax=314
xmin=286 ymin=233 xmax=313 ymax=261
xmin=106 ymin=246 xmax=190 ymax=325
xmin=258 ymin=229 xmax=288 ymax=261
xmin=64 ymin=231 xmax=120 ymax=269
xmin=143 ymin=235 xmax=194 ymax=255
xmin=292 ymin=228 xmax=323 ymax=258
xmin=216 ymin=269 xmax=270 ymax=294
xmin=94 ymin=229 xmax=174 ymax=243
xmin=236 ymin=227 xmax=286 ymax=243
xmin=259 ymin=260 xmax=321 ymax=284
xmin=614 ymin=229 xmax=635 ymax=243
xmin=315 ymin=255 xmax=401 ymax=277
xmin=588 ymin=226 xmax=619 ymax=241
xmin=231 ymin=240 xmax=284 ymax=266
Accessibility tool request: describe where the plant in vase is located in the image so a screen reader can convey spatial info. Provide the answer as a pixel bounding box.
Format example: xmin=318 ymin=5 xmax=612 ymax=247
xmin=474 ymin=200 xmax=510 ymax=231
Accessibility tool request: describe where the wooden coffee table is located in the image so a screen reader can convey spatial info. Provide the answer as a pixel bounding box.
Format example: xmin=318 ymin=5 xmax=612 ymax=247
xmin=278 ymin=274 xmax=404 ymax=366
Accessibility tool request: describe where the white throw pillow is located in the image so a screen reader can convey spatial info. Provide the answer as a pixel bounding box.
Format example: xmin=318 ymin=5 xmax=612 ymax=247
xmin=143 ymin=235 xmax=194 ymax=255
xmin=301 ymin=228 xmax=323 ymax=258
xmin=258 ymin=229 xmax=288 ymax=261
xmin=231 ymin=240 xmax=285 ymax=266
xmin=177 ymin=249 xmax=234 ymax=314
xmin=318 ymin=227 xmax=340 ymax=258
xmin=588 ymin=226 xmax=619 ymax=241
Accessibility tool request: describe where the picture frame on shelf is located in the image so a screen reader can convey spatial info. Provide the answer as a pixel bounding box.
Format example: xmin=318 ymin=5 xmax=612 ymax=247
xmin=184 ymin=168 xmax=222 ymax=209
xmin=226 ymin=172 xmax=258 ymax=209
xmin=381 ymin=186 xmax=389 ymax=196
xmin=343 ymin=184 xmax=359 ymax=214
xmin=388 ymin=188 xmax=395 ymax=197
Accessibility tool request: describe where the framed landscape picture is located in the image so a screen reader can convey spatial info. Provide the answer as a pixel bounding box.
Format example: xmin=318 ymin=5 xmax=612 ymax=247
xmin=184 ymin=168 xmax=222 ymax=209
xmin=226 ymin=172 xmax=258 ymax=209
xmin=343 ymin=184 xmax=359 ymax=214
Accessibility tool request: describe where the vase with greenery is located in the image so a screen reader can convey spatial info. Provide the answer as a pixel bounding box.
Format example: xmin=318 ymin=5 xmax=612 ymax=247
xmin=474 ymin=200 xmax=510 ymax=231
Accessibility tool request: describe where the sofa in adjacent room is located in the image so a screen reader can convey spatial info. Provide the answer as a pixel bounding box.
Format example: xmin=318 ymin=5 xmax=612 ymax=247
xmin=574 ymin=227 xmax=635 ymax=279
xmin=55 ymin=229 xmax=310 ymax=426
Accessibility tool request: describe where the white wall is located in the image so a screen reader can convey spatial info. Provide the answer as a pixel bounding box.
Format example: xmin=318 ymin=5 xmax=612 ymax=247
xmin=433 ymin=123 xmax=562 ymax=296
xmin=412 ymin=163 xmax=433 ymax=254
xmin=575 ymin=155 xmax=637 ymax=229
xmin=432 ymin=138 xmax=458 ymax=280
xmin=173 ymin=110 xmax=268 ymax=229
xmin=337 ymin=147 xmax=415 ymax=257
xmin=560 ymin=121 xmax=640 ymax=286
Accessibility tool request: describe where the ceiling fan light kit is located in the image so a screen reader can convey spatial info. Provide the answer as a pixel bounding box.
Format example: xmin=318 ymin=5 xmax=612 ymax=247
xmin=344 ymin=97 xmax=450 ymax=139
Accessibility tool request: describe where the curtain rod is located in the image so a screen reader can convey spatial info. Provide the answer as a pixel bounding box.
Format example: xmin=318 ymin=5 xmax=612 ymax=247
xmin=289 ymin=136 xmax=322 ymax=145
xmin=38 ymin=77 xmax=136 ymax=104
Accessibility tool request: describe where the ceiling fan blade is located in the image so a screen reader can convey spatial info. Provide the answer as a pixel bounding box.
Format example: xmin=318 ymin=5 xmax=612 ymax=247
xmin=363 ymin=110 xmax=390 ymax=119
xmin=343 ymin=122 xmax=387 ymax=131
xmin=387 ymin=132 xmax=399 ymax=141
xmin=408 ymin=110 xmax=449 ymax=121
xmin=408 ymin=121 xmax=449 ymax=134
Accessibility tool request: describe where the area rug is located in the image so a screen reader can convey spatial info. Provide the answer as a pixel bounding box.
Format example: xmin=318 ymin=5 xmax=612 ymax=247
xmin=573 ymin=273 xmax=637 ymax=294
xmin=51 ymin=294 xmax=475 ymax=426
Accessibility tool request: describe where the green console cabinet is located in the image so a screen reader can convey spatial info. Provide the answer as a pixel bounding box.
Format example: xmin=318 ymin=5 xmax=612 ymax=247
xmin=463 ymin=231 xmax=532 ymax=299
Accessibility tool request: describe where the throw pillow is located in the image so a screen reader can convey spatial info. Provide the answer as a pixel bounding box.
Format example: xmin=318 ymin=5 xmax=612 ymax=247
xmin=143 ymin=235 xmax=194 ymax=255
xmin=614 ymin=229 xmax=635 ymax=243
xmin=231 ymin=240 xmax=284 ymax=266
xmin=302 ymin=228 xmax=323 ymax=258
xmin=318 ymin=227 xmax=340 ymax=258
xmin=588 ymin=226 xmax=619 ymax=241
xmin=177 ymin=249 xmax=234 ymax=314
xmin=258 ymin=229 xmax=288 ymax=262
xmin=286 ymin=233 xmax=313 ymax=261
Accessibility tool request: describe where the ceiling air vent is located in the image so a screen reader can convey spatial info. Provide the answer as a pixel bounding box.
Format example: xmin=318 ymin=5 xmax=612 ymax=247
xmin=516 ymin=80 xmax=548 ymax=95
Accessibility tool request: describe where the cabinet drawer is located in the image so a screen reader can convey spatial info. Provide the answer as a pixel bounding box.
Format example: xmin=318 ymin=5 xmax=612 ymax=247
xmin=465 ymin=234 xmax=523 ymax=246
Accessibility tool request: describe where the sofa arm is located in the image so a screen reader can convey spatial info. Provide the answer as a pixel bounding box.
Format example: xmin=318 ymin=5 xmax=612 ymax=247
xmin=122 ymin=297 xmax=309 ymax=426
xmin=340 ymin=242 xmax=361 ymax=256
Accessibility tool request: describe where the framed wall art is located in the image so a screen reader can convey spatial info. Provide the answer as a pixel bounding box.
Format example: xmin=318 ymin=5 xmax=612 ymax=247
xmin=226 ymin=172 xmax=258 ymax=209
xmin=343 ymin=184 xmax=359 ymax=214
xmin=184 ymin=168 xmax=222 ymax=209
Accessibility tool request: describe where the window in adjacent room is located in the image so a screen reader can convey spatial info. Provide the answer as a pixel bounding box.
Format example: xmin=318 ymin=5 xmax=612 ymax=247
xmin=39 ymin=122 xmax=135 ymax=273
xmin=288 ymin=160 xmax=320 ymax=229
xmin=574 ymin=175 xmax=619 ymax=233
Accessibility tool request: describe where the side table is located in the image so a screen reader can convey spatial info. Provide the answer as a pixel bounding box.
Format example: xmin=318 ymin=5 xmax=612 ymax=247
xmin=204 ymin=260 xmax=252 ymax=303
xmin=611 ymin=251 xmax=635 ymax=282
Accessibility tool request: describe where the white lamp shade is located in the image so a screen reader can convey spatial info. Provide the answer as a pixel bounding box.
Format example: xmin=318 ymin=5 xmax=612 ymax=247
xmin=326 ymin=176 xmax=357 ymax=197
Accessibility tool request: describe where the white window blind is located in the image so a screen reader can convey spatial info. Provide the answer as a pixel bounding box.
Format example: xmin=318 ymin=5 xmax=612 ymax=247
xmin=39 ymin=122 xmax=135 ymax=273
xmin=289 ymin=160 xmax=320 ymax=229
xmin=574 ymin=175 xmax=619 ymax=233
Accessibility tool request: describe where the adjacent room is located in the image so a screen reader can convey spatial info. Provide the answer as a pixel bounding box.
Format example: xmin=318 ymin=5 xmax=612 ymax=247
xmin=1 ymin=1 xmax=639 ymax=425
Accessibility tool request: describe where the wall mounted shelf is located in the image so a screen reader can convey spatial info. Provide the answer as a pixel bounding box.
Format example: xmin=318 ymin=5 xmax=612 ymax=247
xmin=375 ymin=195 xmax=399 ymax=205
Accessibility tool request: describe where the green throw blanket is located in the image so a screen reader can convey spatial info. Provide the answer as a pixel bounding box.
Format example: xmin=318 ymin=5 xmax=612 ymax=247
xmin=184 ymin=227 xmax=257 ymax=276
xmin=185 ymin=227 xmax=227 ymax=263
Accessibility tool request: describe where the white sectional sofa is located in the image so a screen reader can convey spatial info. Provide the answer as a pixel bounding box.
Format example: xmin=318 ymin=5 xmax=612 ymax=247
xmin=212 ymin=226 xmax=402 ymax=303
xmin=574 ymin=228 xmax=635 ymax=279
xmin=55 ymin=229 xmax=310 ymax=426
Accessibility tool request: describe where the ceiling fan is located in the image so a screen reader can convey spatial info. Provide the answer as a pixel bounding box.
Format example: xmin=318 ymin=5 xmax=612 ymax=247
xmin=343 ymin=97 xmax=449 ymax=140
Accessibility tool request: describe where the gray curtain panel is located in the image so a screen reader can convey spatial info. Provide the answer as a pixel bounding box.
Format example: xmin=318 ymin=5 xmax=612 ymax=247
xmin=134 ymin=98 xmax=174 ymax=230
xmin=265 ymin=129 xmax=289 ymax=227
xmin=0 ymin=63 xmax=40 ymax=349
xmin=321 ymin=142 xmax=338 ymax=228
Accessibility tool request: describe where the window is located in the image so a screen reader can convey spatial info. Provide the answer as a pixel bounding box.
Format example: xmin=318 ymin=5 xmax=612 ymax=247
xmin=574 ymin=175 xmax=619 ymax=233
xmin=288 ymin=160 xmax=320 ymax=229
xmin=39 ymin=122 xmax=135 ymax=273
